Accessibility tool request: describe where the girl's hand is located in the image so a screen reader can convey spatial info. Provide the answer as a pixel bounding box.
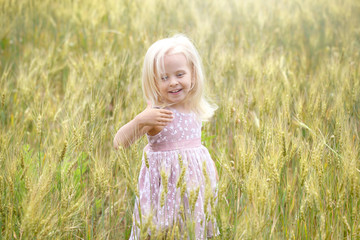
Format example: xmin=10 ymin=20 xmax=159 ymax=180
xmin=135 ymin=102 xmax=173 ymax=128
xmin=113 ymin=102 xmax=173 ymax=149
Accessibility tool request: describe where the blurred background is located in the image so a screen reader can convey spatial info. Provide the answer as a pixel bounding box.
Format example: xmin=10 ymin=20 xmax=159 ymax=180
xmin=0 ymin=0 xmax=359 ymax=239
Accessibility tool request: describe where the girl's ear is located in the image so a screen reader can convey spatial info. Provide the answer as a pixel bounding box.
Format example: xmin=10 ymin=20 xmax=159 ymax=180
xmin=190 ymin=77 xmax=195 ymax=91
xmin=191 ymin=65 xmax=196 ymax=89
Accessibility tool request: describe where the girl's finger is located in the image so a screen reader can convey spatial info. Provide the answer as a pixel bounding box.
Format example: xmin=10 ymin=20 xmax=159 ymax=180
xmin=160 ymin=115 xmax=174 ymax=120
xmin=156 ymin=121 xmax=167 ymax=126
xmin=146 ymin=101 xmax=152 ymax=109
xmin=160 ymin=118 xmax=172 ymax=122
xmin=161 ymin=116 xmax=173 ymax=122
xmin=160 ymin=109 xmax=173 ymax=115
xmin=161 ymin=114 xmax=173 ymax=119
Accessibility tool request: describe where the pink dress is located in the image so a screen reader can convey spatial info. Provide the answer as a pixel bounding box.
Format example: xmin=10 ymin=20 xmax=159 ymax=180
xmin=129 ymin=108 xmax=218 ymax=239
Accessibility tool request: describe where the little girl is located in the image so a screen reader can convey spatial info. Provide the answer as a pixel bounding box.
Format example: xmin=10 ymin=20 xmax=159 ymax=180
xmin=113 ymin=34 xmax=218 ymax=239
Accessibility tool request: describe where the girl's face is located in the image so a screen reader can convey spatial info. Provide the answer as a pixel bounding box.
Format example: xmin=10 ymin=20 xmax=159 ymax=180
xmin=156 ymin=53 xmax=193 ymax=111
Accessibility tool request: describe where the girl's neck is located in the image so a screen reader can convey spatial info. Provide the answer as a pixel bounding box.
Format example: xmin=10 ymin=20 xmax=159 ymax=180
xmin=169 ymin=105 xmax=192 ymax=114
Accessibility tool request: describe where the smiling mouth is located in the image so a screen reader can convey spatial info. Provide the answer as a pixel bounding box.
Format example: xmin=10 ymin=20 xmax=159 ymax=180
xmin=169 ymin=89 xmax=182 ymax=93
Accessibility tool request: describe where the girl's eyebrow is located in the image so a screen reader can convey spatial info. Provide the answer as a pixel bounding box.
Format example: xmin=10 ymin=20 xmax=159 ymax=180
xmin=162 ymin=69 xmax=186 ymax=75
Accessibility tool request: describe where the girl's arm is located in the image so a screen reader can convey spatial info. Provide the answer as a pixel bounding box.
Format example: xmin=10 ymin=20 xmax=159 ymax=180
xmin=113 ymin=104 xmax=173 ymax=149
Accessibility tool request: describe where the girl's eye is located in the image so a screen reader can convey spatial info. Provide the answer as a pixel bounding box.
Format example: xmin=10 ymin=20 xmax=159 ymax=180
xmin=161 ymin=76 xmax=168 ymax=81
xmin=177 ymin=73 xmax=184 ymax=77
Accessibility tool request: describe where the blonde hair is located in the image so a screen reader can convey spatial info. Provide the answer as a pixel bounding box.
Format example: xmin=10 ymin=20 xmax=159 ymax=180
xmin=142 ymin=34 xmax=217 ymax=121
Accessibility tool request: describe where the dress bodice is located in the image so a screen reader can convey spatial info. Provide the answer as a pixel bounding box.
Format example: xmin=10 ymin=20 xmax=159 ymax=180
xmin=146 ymin=108 xmax=202 ymax=151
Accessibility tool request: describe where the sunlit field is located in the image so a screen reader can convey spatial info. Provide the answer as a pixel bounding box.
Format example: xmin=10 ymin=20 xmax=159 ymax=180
xmin=1 ymin=0 xmax=359 ymax=239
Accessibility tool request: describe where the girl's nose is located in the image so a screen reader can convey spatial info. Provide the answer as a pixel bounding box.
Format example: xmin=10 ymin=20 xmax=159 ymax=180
xmin=169 ymin=77 xmax=178 ymax=86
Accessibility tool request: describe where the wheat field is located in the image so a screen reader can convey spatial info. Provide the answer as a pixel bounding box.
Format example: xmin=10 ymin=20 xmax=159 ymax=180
xmin=1 ymin=0 xmax=359 ymax=239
